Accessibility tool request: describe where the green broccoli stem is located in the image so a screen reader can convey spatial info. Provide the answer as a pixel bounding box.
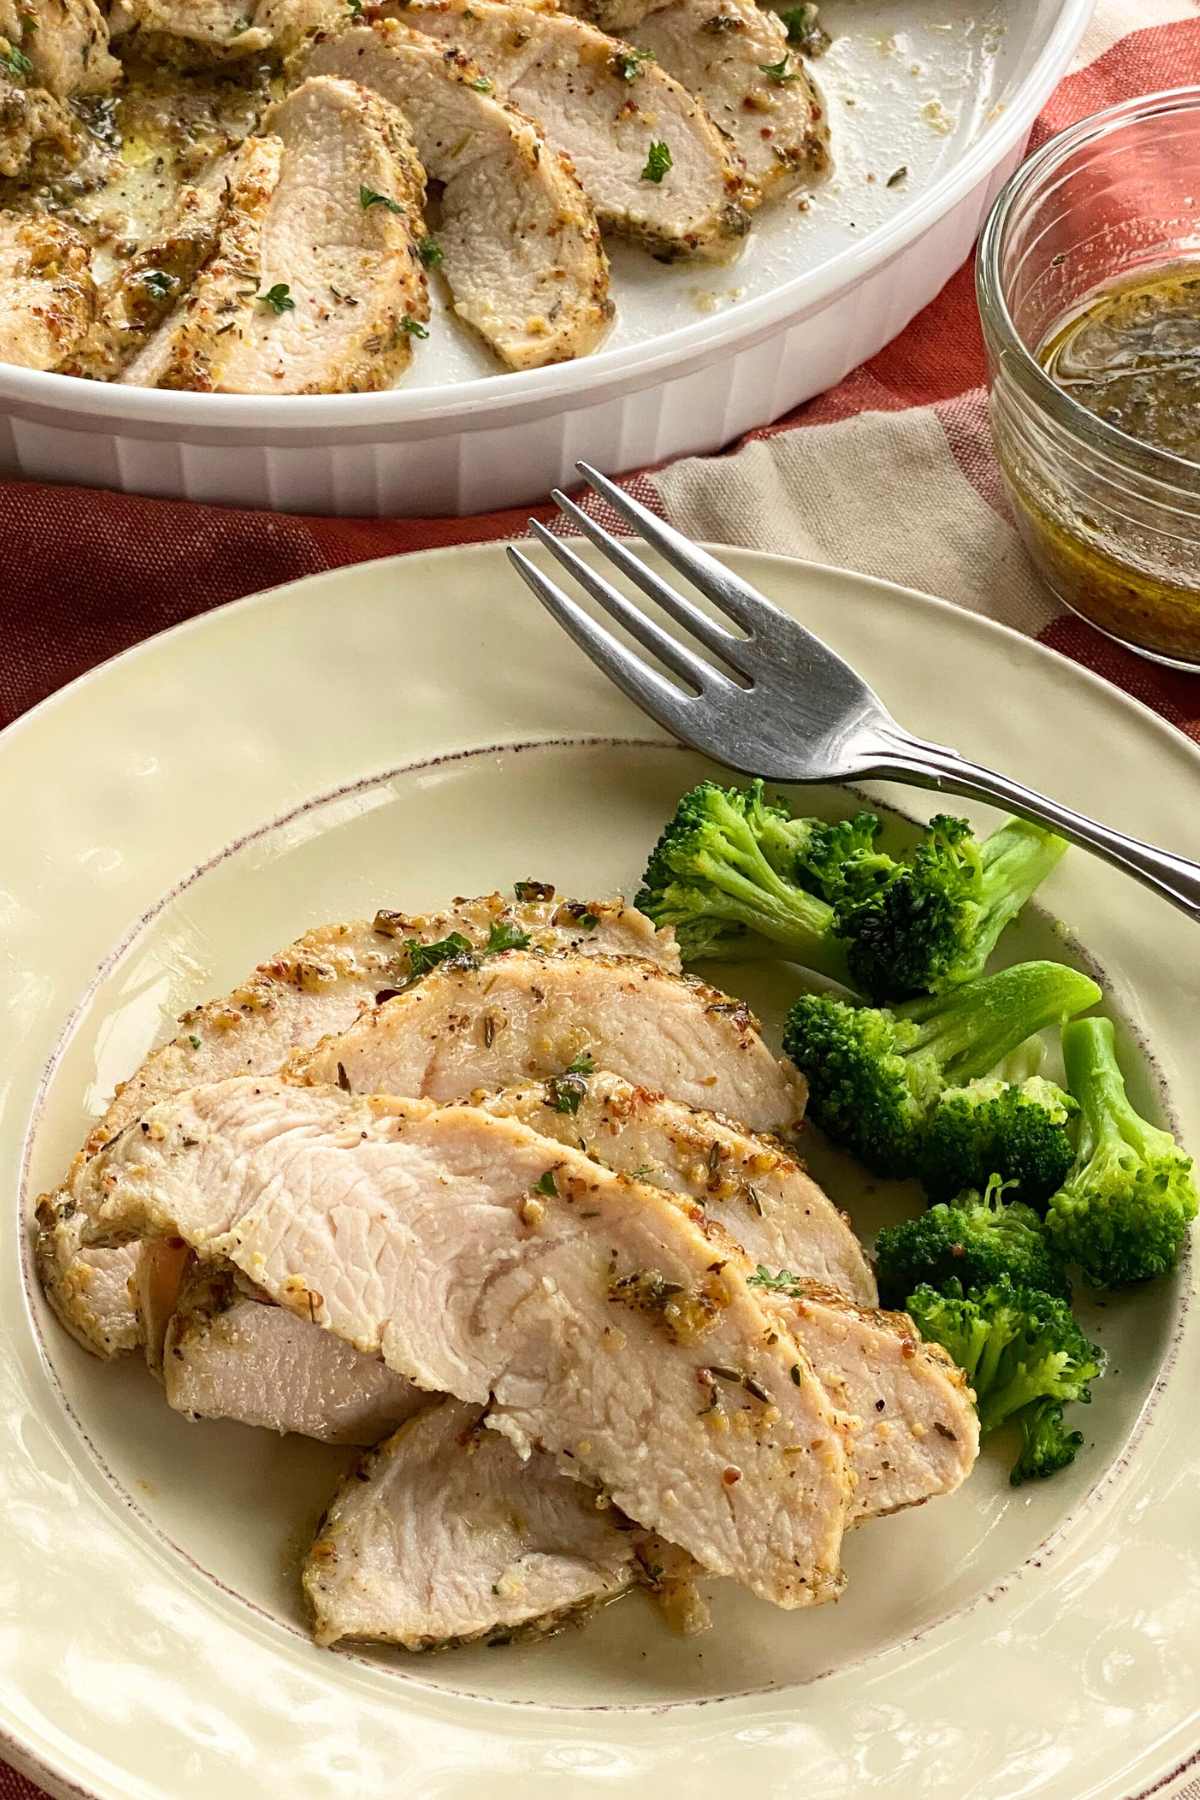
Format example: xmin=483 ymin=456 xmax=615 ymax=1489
xmin=977 ymin=1359 xmax=1071 ymax=1434
xmin=973 ymin=822 xmax=1070 ymax=968
xmin=753 ymin=808 xmax=817 ymax=881
xmin=899 ymin=961 xmax=1102 ymax=1085
xmin=1062 ymin=1016 xmax=1160 ymax=1164
xmin=687 ymin=832 xmax=851 ymax=982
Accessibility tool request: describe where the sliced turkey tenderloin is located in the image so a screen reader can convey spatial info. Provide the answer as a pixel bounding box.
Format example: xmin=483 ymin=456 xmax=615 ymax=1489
xmin=164 ymin=1264 xmax=425 ymax=1443
xmin=479 ymin=1071 xmax=870 ymax=1300
xmin=289 ymin=950 xmax=805 ymax=1133
xmin=397 ymin=0 xmax=749 ymax=259
xmin=307 ymin=20 xmax=612 ymax=369
xmin=305 ymin=1397 xmax=638 ymax=1647
xmin=628 ymin=0 xmax=829 ymax=202
xmin=0 ymin=212 xmax=94 ymax=369
xmin=36 ymin=885 xmax=667 ymax=1362
xmin=81 ymin=1077 xmax=851 ymax=1606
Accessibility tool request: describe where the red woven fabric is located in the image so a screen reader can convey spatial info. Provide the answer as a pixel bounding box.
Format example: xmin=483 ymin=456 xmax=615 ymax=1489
xmin=3 ymin=12 xmax=1199 ymax=1799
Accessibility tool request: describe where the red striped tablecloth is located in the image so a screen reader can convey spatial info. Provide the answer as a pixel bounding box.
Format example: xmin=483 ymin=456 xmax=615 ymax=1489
xmin=2 ymin=5 xmax=1198 ymax=1798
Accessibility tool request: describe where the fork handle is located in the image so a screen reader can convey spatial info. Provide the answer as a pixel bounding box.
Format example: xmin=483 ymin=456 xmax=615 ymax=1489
xmin=871 ymin=734 xmax=1200 ymax=924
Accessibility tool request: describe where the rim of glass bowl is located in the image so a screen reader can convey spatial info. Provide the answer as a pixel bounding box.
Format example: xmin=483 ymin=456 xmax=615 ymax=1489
xmin=976 ymin=84 xmax=1200 ymax=497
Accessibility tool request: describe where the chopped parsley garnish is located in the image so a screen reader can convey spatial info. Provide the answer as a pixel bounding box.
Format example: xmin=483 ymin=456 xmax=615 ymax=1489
xmin=0 ymin=44 xmax=32 ymax=77
xmin=534 ymin=1170 xmax=558 ymax=1197
xmin=188 ymin=1034 xmax=201 ymax=1050
xmin=611 ymin=45 xmax=654 ymax=79
xmin=140 ymin=268 xmax=176 ymax=300
xmin=406 ymin=931 xmax=474 ymax=977
xmin=258 ymin=283 xmax=295 ymax=314
xmin=360 ymin=186 xmax=404 ymax=213
xmin=347 ymin=0 xmax=364 ymax=14
xmin=546 ymin=1073 xmax=587 ymax=1115
xmin=641 ymin=139 xmax=672 ymax=184
xmin=417 ymin=234 xmax=444 ymax=269
xmin=566 ymin=1053 xmax=595 ymax=1074
xmin=779 ymin=3 xmax=829 ymax=52
xmin=747 ymin=1264 xmax=806 ymax=1297
xmin=485 ymin=919 xmax=531 ymax=953
xmin=759 ymin=55 xmax=800 ymax=81
xmin=515 ymin=879 xmax=554 ymax=902
xmin=468 ymin=74 xmax=492 ymax=92
xmin=399 ymin=314 xmax=429 ymax=338
xmin=886 ymin=164 xmax=908 ymax=188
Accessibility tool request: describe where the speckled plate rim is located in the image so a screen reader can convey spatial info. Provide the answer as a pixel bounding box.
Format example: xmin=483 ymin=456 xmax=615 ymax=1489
xmin=1 ymin=541 xmax=1197 ymax=1800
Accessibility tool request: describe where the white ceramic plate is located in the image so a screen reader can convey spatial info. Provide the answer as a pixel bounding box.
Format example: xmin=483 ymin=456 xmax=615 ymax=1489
xmin=4 ymin=543 xmax=1197 ymax=1800
xmin=0 ymin=0 xmax=1093 ymax=512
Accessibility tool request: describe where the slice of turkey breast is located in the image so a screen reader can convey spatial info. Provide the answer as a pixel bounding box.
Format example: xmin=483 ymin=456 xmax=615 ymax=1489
xmin=120 ymin=132 xmax=285 ymax=390
xmin=123 ymin=76 xmax=431 ymax=394
xmin=108 ymin=0 xmax=274 ymax=61
xmin=37 ymin=887 xmax=675 ymax=1361
xmin=289 ymin=950 xmax=805 ymax=1133
xmin=0 ymin=72 xmax=79 ymax=178
xmin=478 ymin=1070 xmax=871 ymax=1302
xmin=306 ymin=19 xmax=611 ymax=370
xmin=110 ymin=0 xmax=351 ymax=62
xmin=66 ymin=165 xmax=232 ymax=380
xmin=396 ymin=0 xmax=749 ymax=260
xmin=478 ymin=1075 xmax=976 ymax=1516
xmin=81 ymin=1077 xmax=851 ymax=1606
xmin=2 ymin=0 xmax=120 ymax=95
xmin=163 ymin=1264 xmax=425 ymax=1443
xmin=0 ymin=212 xmax=94 ymax=369
xmin=305 ymin=1397 xmax=638 ymax=1647
xmin=627 ymin=0 xmax=829 ymax=203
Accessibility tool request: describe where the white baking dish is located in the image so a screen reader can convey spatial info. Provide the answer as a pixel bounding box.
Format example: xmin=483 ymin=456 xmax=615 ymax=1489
xmin=0 ymin=0 xmax=1093 ymax=516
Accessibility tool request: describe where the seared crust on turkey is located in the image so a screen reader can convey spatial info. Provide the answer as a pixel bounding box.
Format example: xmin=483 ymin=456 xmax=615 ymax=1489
xmin=307 ymin=20 xmax=612 ymax=369
xmin=82 ymin=1077 xmax=852 ymax=1606
xmin=0 ymin=211 xmax=94 ymax=368
xmin=305 ymin=1398 xmax=638 ymax=1647
xmin=397 ymin=0 xmax=750 ymax=260
xmin=35 ymin=890 xmax=676 ymax=1360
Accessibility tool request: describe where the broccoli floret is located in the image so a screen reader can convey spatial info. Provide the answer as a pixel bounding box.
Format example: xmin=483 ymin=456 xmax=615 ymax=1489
xmin=906 ymin=1277 xmax=1103 ymax=1482
xmin=1010 ymin=1398 xmax=1084 ymax=1485
xmin=791 ymin=810 xmax=890 ymax=899
xmin=874 ymin=1174 xmax=1068 ymax=1305
xmin=831 ymin=816 xmax=1069 ymax=1001
xmin=782 ymin=960 xmax=1102 ymax=1177
xmin=1045 ymin=1017 xmax=1198 ymax=1286
xmin=635 ymin=780 xmax=851 ymax=976
xmin=918 ymin=1075 xmax=1077 ymax=1207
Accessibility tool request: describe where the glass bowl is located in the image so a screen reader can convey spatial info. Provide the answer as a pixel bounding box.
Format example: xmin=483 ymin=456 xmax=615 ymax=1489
xmin=977 ymin=87 xmax=1200 ymax=668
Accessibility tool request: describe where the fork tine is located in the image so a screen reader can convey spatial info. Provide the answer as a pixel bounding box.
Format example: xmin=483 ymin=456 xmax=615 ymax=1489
xmin=548 ymin=488 xmax=751 ymax=672
xmin=575 ymin=463 xmax=788 ymax=637
xmin=527 ymin=519 xmax=732 ymax=694
xmin=506 ymin=546 xmax=697 ymax=737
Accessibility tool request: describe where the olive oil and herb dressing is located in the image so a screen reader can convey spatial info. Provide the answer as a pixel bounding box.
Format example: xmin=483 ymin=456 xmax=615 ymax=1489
xmin=1040 ymin=265 xmax=1200 ymax=463
xmin=990 ymin=262 xmax=1200 ymax=665
xmin=980 ymin=93 xmax=1200 ymax=667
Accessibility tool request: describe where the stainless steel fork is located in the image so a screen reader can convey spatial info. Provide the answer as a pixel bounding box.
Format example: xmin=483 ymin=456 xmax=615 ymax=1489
xmin=507 ymin=462 xmax=1200 ymax=923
